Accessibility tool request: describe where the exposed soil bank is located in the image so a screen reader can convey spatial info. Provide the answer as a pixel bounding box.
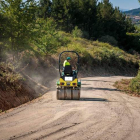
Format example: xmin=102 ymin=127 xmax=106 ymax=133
xmin=0 ymin=65 xmax=37 ymax=111
xmin=0 ymin=82 xmax=36 ymax=111
xmin=0 ymin=57 xmax=58 ymax=112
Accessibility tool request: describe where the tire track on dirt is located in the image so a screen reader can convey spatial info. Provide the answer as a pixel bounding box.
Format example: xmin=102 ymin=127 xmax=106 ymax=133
xmin=96 ymin=78 xmax=135 ymax=140
xmin=9 ymin=111 xmax=81 ymax=140
xmin=80 ymin=77 xmax=133 ymax=140
xmin=34 ymin=123 xmax=79 ymax=140
xmin=1 ymin=76 xmax=140 ymax=140
xmin=85 ymin=78 xmax=124 ymax=140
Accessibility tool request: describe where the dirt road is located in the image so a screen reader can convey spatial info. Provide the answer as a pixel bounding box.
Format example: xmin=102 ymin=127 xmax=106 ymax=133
xmin=1 ymin=76 xmax=140 ymax=140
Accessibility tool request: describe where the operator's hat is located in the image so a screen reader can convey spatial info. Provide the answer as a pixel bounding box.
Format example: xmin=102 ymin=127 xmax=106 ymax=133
xmin=67 ymin=57 xmax=71 ymax=60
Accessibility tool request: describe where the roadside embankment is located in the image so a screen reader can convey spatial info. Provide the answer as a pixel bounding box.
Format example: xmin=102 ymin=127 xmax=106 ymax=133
xmin=114 ymin=66 xmax=140 ymax=97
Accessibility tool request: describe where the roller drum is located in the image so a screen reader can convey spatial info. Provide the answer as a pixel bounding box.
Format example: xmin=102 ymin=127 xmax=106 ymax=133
xmin=73 ymin=89 xmax=80 ymax=100
xmin=65 ymin=88 xmax=72 ymax=100
xmin=57 ymin=89 xmax=65 ymax=100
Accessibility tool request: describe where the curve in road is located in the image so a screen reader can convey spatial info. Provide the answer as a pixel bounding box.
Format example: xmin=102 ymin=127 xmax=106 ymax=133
xmin=0 ymin=76 xmax=140 ymax=140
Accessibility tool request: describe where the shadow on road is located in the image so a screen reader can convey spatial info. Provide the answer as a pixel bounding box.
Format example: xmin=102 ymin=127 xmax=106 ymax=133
xmin=81 ymin=83 xmax=90 ymax=85
xmin=80 ymin=98 xmax=108 ymax=102
xmin=82 ymin=80 xmax=111 ymax=82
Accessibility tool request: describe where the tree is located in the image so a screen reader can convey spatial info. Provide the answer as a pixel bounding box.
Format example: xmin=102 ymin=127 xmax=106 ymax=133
xmin=0 ymin=0 xmax=38 ymax=60
xmin=72 ymin=0 xmax=97 ymax=37
xmin=37 ymin=0 xmax=52 ymax=19
xmin=33 ymin=18 xmax=60 ymax=55
xmin=95 ymin=0 xmax=135 ymax=47
xmin=51 ymin=0 xmax=73 ymax=31
xmin=96 ymin=0 xmax=114 ymax=37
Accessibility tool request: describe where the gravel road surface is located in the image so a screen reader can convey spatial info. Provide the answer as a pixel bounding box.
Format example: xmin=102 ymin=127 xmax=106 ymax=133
xmin=1 ymin=76 xmax=140 ymax=140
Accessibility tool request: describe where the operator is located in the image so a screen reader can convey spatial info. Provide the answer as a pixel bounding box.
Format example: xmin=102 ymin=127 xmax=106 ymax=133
xmin=63 ymin=57 xmax=77 ymax=77
xmin=63 ymin=57 xmax=71 ymax=69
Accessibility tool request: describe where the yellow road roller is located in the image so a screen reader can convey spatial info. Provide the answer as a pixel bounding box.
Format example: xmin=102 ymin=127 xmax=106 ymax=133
xmin=56 ymin=51 xmax=81 ymax=100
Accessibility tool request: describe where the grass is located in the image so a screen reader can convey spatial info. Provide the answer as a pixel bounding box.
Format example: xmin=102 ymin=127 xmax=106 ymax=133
xmin=114 ymin=67 xmax=140 ymax=97
xmin=129 ymin=69 xmax=140 ymax=94
xmin=54 ymin=31 xmax=139 ymax=75
xmin=114 ymin=79 xmax=131 ymax=93
xmin=114 ymin=79 xmax=140 ymax=97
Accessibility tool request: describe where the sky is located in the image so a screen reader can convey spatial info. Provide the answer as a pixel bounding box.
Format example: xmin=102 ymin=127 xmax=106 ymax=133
xmin=98 ymin=0 xmax=140 ymax=10
xmin=23 ymin=0 xmax=140 ymax=11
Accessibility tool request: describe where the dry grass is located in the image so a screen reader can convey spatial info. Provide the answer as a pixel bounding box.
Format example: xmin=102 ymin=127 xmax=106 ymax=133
xmin=54 ymin=31 xmax=139 ymax=76
xmin=114 ymin=79 xmax=140 ymax=97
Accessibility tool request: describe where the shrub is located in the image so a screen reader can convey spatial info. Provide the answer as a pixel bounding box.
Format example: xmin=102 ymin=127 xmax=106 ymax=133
xmin=129 ymin=63 xmax=140 ymax=94
xmin=72 ymin=26 xmax=83 ymax=38
xmin=126 ymin=33 xmax=140 ymax=52
xmin=129 ymin=77 xmax=140 ymax=94
xmin=98 ymin=35 xmax=118 ymax=46
xmin=82 ymin=31 xmax=89 ymax=39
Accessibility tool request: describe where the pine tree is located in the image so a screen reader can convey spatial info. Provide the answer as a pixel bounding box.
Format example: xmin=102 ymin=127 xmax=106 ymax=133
xmin=51 ymin=0 xmax=73 ymax=31
xmin=0 ymin=0 xmax=38 ymax=59
xmin=38 ymin=0 xmax=52 ymax=19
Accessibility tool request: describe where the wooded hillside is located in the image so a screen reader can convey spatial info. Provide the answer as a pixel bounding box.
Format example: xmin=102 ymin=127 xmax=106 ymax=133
xmin=124 ymin=8 xmax=140 ymax=16
xmin=0 ymin=0 xmax=137 ymax=59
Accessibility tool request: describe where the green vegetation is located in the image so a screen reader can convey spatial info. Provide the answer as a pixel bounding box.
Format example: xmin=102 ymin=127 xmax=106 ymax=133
xmin=0 ymin=0 xmax=140 ymax=83
xmin=0 ymin=0 xmax=137 ymax=60
xmin=135 ymin=24 xmax=140 ymax=33
xmin=72 ymin=26 xmax=83 ymax=38
xmin=55 ymin=32 xmax=139 ymax=74
xmin=129 ymin=66 xmax=140 ymax=94
xmin=98 ymin=35 xmax=118 ymax=46
xmin=114 ymin=0 xmax=140 ymax=97
xmin=0 ymin=0 xmax=37 ymax=59
xmin=115 ymin=68 xmax=140 ymax=96
xmin=126 ymin=33 xmax=140 ymax=52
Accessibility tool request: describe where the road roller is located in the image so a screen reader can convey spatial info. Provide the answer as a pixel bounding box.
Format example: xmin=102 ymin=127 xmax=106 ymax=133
xmin=56 ymin=51 xmax=81 ymax=100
